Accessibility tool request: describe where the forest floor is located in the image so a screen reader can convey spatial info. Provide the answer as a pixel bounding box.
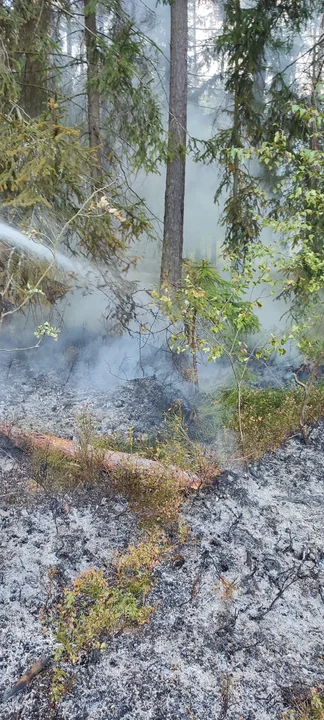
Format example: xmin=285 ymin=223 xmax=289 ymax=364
xmin=0 ymin=366 xmax=323 ymax=720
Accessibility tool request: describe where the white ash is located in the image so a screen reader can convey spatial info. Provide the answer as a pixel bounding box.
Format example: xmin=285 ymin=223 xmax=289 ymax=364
xmin=0 ymin=418 xmax=324 ymax=719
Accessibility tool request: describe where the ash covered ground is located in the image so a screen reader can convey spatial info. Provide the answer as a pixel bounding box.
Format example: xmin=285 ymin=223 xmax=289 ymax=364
xmin=0 ymin=330 xmax=189 ymax=437
xmin=0 ymin=335 xmax=323 ymax=720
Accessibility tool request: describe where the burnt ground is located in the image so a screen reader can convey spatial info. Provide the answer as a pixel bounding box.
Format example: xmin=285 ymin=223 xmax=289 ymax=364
xmin=0 ymin=395 xmax=324 ymax=720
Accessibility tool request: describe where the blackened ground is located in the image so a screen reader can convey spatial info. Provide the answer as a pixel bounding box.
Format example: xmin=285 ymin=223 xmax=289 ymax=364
xmin=0 ymin=417 xmax=324 ymax=720
xmin=0 ymin=371 xmax=185 ymax=439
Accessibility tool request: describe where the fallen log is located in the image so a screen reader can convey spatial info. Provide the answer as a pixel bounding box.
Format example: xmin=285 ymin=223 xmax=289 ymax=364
xmin=0 ymin=423 xmax=201 ymax=490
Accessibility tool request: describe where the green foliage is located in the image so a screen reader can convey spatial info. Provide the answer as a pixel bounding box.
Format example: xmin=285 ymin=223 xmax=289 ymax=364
xmin=154 ymin=259 xmax=261 ymax=385
xmin=50 ymin=667 xmax=73 ymax=707
xmin=149 ymin=402 xmax=211 ymax=473
xmin=0 ymin=0 xmax=165 ymax=265
xmin=97 ymin=19 xmax=166 ymax=174
xmin=0 ymin=102 xmax=151 ymax=261
xmin=34 ymin=322 xmax=60 ymax=341
xmin=257 ymin=103 xmax=324 ymax=310
xmin=0 ymin=108 xmax=88 ymax=210
xmin=48 ymin=533 xmax=170 ymax=703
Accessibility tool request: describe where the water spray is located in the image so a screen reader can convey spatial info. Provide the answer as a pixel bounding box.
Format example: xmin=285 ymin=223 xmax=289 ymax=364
xmin=0 ymin=221 xmax=87 ymax=278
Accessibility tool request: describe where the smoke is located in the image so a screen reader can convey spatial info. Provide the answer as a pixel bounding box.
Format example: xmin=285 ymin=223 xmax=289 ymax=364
xmin=0 ymin=0 xmax=303 ymax=418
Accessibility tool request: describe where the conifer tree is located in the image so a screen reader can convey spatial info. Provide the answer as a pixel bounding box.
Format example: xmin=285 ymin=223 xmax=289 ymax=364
xmin=0 ymin=0 xmax=165 ymax=263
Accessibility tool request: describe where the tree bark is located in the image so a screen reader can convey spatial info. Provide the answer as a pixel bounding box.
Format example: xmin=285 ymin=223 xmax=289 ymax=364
xmin=0 ymin=423 xmax=201 ymax=490
xmin=160 ymin=0 xmax=188 ymax=289
xmin=84 ymin=0 xmax=101 ymax=176
xmin=18 ymin=0 xmax=50 ymax=117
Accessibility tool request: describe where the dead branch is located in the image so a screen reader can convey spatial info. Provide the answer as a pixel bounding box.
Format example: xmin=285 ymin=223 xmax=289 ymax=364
xmin=0 ymin=423 xmax=201 ymax=491
xmin=2 ymin=655 xmax=51 ymax=702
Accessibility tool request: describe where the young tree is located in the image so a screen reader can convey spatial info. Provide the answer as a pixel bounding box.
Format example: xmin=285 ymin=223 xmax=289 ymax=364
xmin=160 ymin=0 xmax=188 ymax=289
xmin=192 ymin=0 xmax=320 ymax=266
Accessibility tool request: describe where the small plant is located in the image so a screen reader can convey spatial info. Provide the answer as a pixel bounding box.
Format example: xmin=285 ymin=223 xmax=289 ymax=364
xmin=152 ymin=402 xmax=207 ymax=472
xmin=75 ymin=409 xmax=104 ymax=486
xmin=153 ymin=259 xmax=261 ymax=387
xmin=50 ymin=667 xmax=73 ymax=706
xmin=32 ymin=446 xmax=81 ymax=491
xmin=111 ymin=464 xmax=184 ymax=527
xmin=284 ymin=687 xmax=324 ymax=720
xmin=214 ymin=577 xmax=238 ymax=603
xmin=32 ymin=411 xmax=104 ymax=491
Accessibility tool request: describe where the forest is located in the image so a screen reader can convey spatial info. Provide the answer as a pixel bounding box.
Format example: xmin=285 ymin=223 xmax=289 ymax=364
xmin=1 ymin=1 xmax=324 ymax=719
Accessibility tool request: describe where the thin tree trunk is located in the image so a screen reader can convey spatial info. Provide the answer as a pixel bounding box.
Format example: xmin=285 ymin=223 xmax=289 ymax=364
xmin=160 ymin=0 xmax=188 ymax=289
xmin=84 ymin=0 xmax=101 ymax=177
xmin=232 ymin=0 xmax=241 ymax=201
xmin=65 ymin=13 xmax=73 ymax=105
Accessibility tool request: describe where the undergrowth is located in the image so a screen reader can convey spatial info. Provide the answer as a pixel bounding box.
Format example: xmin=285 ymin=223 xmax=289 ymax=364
xmin=94 ymin=401 xmax=215 ymax=476
xmin=32 ymin=448 xmax=82 ymax=492
xmin=283 ymin=687 xmax=324 ymax=720
xmin=197 ymin=383 xmax=324 ymax=460
xmin=52 ymin=533 xmax=168 ymax=664
xmin=229 ymin=384 xmax=324 ymax=458
xmin=95 ymin=403 xmax=216 ymax=526
xmin=48 ymin=532 xmax=170 ymax=703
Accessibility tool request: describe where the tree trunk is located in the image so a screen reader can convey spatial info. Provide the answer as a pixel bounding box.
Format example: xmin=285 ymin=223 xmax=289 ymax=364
xmin=84 ymin=0 xmax=101 ymax=176
xmin=160 ymin=0 xmax=188 ymax=289
xmin=18 ymin=0 xmax=50 ymax=117
xmin=231 ymin=0 xmax=241 ymax=200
